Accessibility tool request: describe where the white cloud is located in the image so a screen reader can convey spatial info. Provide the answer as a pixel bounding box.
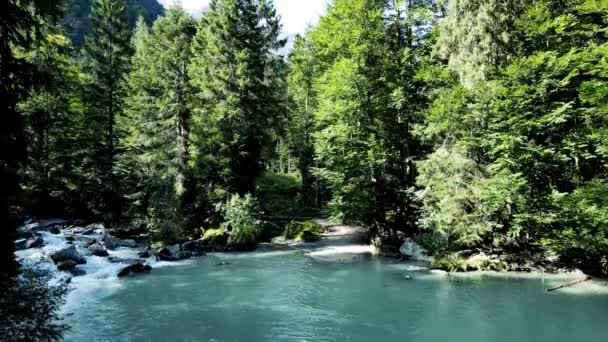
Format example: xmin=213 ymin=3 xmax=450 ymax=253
xmin=158 ymin=0 xmax=327 ymax=34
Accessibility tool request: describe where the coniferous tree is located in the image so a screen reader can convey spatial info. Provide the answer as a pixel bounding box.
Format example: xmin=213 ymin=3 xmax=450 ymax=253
xmin=190 ymin=0 xmax=286 ymax=196
xmin=81 ymin=0 xmax=131 ymax=219
xmin=118 ymin=8 xmax=195 ymax=240
xmin=1 ymin=0 xmax=63 ymax=288
xmin=287 ymin=34 xmax=317 ymax=206
xmin=434 ymin=0 xmax=524 ymax=86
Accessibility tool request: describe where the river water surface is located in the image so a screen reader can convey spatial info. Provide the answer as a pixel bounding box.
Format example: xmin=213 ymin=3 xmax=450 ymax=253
xmin=63 ymin=250 xmax=608 ymax=342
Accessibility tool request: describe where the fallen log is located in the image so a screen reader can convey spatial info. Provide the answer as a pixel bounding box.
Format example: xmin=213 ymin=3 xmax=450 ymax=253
xmin=546 ymin=276 xmax=592 ymax=292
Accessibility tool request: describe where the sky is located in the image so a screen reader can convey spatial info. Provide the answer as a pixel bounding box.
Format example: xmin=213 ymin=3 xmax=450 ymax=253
xmin=158 ymin=0 xmax=328 ymax=35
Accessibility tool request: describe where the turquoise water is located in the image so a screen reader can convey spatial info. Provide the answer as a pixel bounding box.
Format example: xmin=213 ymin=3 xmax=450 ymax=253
xmin=64 ymin=250 xmax=608 ymax=342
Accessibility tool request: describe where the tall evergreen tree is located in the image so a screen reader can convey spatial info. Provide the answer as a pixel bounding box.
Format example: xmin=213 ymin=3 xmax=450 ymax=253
xmin=434 ymin=0 xmax=523 ymax=86
xmin=190 ymin=0 xmax=286 ymax=196
xmin=0 ymin=0 xmax=63 ymax=287
xmin=118 ymin=8 xmax=196 ymax=240
xmin=81 ymin=0 xmax=131 ymax=218
xmin=287 ymin=34 xmax=317 ymax=206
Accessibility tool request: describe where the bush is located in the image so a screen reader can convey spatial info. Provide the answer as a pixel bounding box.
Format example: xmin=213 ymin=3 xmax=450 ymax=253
xmin=201 ymin=228 xmax=229 ymax=247
xmin=284 ymin=220 xmax=323 ymax=240
xmin=220 ymin=194 xmax=261 ymax=250
xmin=431 ymin=255 xmax=468 ymax=272
xmin=255 ymin=173 xmax=303 ymax=217
xmin=0 ymin=269 xmax=70 ymax=342
xmin=296 ymin=228 xmax=322 ymax=242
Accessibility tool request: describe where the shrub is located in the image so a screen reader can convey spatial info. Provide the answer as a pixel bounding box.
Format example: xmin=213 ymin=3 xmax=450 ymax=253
xmin=296 ymin=228 xmax=322 ymax=242
xmin=431 ymin=255 xmax=468 ymax=272
xmin=220 ymin=194 xmax=261 ymax=250
xmin=255 ymin=173 xmax=303 ymax=217
xmin=201 ymin=228 xmax=229 ymax=246
xmin=284 ymin=220 xmax=323 ymax=240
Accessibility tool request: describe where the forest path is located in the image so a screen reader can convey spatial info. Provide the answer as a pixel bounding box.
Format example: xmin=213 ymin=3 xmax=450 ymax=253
xmin=264 ymin=218 xmax=375 ymax=261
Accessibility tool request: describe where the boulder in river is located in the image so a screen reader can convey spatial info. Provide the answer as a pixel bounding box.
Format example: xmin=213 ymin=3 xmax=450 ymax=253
xmin=74 ymin=235 xmax=97 ymax=247
xmin=88 ymin=242 xmax=109 ymax=257
xmin=156 ymin=245 xmax=180 ymax=261
xmin=57 ymin=259 xmax=78 ymax=271
xmin=102 ymin=234 xmax=120 ymax=250
xmin=182 ymin=240 xmax=206 ymax=256
xmin=51 ymin=245 xmax=86 ymax=265
xmin=15 ymin=239 xmax=27 ymax=251
xmin=25 ymin=236 xmax=44 ymax=249
xmin=68 ymin=267 xmax=87 ymax=277
xmin=117 ymin=263 xmax=152 ymax=277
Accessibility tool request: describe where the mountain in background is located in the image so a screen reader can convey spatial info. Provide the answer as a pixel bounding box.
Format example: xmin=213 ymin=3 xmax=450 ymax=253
xmin=63 ymin=0 xmax=165 ymax=48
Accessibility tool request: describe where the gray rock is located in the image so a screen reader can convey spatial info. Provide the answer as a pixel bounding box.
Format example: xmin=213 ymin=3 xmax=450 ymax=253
xmin=57 ymin=259 xmax=78 ymax=270
xmin=15 ymin=239 xmax=27 ymax=251
xmin=102 ymin=234 xmax=119 ymax=250
xmin=68 ymin=267 xmax=87 ymax=277
xmin=49 ymin=226 xmax=61 ymax=234
xmin=51 ymin=245 xmax=86 ymax=264
xmin=74 ymin=235 xmax=97 ymax=247
xmin=120 ymin=239 xmax=137 ymax=248
xmin=118 ymin=263 xmax=152 ymax=277
xmin=88 ymin=242 xmax=109 ymax=257
xmin=138 ymin=250 xmax=151 ymax=258
xmin=156 ymin=245 xmax=181 ymax=261
xmin=82 ymin=228 xmax=96 ymax=235
xmin=25 ymin=236 xmax=44 ymax=249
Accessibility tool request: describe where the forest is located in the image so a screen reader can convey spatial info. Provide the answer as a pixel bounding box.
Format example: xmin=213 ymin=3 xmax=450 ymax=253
xmin=2 ymin=0 xmax=608 ymax=340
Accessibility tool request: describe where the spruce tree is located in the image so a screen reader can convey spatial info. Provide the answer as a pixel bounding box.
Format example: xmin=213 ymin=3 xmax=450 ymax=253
xmin=81 ymin=0 xmax=131 ymax=218
xmin=190 ymin=0 xmax=286 ymax=196
xmin=118 ymin=8 xmax=195 ymax=241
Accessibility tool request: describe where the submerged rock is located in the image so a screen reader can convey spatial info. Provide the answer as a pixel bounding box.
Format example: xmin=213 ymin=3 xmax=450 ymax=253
xmin=182 ymin=240 xmax=206 ymax=255
xmin=74 ymin=235 xmax=97 ymax=247
xmin=57 ymin=259 xmax=78 ymax=271
xmin=102 ymin=234 xmax=120 ymax=250
xmin=68 ymin=267 xmax=87 ymax=277
xmin=117 ymin=263 xmax=152 ymax=277
xmin=25 ymin=236 xmax=44 ymax=249
xmin=51 ymin=245 xmax=86 ymax=265
xmin=15 ymin=239 xmax=27 ymax=251
xmin=88 ymin=242 xmax=109 ymax=257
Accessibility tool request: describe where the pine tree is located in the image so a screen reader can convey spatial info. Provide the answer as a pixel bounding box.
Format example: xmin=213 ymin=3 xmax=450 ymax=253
xmin=118 ymin=8 xmax=196 ymax=241
xmin=190 ymin=0 xmax=286 ymax=196
xmin=17 ymin=31 xmax=86 ymax=216
xmin=0 ymin=0 xmax=63 ymax=287
xmin=81 ymin=0 xmax=131 ymax=218
xmin=434 ymin=0 xmax=523 ymax=86
xmin=287 ymin=34 xmax=317 ymax=206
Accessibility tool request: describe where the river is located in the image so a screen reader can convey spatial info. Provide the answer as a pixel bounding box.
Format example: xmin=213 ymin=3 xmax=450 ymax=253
xmin=62 ymin=249 xmax=608 ymax=342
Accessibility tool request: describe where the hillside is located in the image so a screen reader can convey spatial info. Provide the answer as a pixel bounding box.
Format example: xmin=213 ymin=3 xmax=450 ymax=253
xmin=63 ymin=0 xmax=164 ymax=47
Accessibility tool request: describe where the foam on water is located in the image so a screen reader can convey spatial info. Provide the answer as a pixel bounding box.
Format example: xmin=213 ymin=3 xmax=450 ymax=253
xmin=306 ymin=244 xmax=377 ymax=257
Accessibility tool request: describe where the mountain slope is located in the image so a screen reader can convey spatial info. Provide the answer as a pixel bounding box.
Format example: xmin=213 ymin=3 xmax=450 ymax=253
xmin=63 ymin=0 xmax=164 ymax=47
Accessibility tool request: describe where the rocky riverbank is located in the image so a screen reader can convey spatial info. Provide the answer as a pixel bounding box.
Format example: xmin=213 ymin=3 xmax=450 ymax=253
xmin=14 ymin=219 xmax=208 ymax=284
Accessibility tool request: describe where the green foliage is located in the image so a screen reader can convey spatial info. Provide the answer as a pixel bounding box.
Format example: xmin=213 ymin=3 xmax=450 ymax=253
xmin=255 ymin=173 xmax=303 ymax=217
xmin=81 ymin=0 xmax=132 ymax=217
xmin=201 ymin=227 xmax=229 ymax=246
xmin=189 ymin=0 xmax=287 ymax=195
xmin=431 ymin=255 xmax=468 ymax=272
xmin=220 ymin=194 xmax=261 ymax=249
xmin=117 ymin=8 xmax=196 ymax=239
xmin=0 ymin=269 xmax=70 ymax=342
xmin=284 ymin=220 xmax=323 ymax=240
xmin=296 ymin=228 xmax=322 ymax=242
xmin=62 ymin=0 xmax=164 ymax=47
